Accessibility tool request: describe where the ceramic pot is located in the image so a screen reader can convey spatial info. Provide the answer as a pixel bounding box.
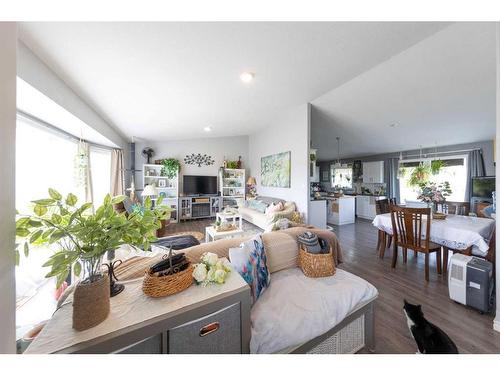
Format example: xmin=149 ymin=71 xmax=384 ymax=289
xmin=72 ymin=273 xmax=110 ymax=331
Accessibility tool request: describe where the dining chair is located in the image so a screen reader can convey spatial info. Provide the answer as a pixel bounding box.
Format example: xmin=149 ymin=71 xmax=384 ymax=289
xmin=389 ymin=205 xmax=442 ymax=282
xmin=376 ymin=198 xmax=397 ymax=258
xmin=439 ymin=201 xmax=470 ymax=216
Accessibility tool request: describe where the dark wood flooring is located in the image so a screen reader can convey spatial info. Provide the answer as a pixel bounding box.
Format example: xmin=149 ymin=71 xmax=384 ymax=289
xmin=333 ymin=219 xmax=500 ymax=354
xmin=165 ymin=217 xmax=500 ymax=353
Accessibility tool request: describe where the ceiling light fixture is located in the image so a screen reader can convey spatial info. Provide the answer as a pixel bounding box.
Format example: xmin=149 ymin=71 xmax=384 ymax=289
xmin=203 ymin=126 xmax=212 ymax=132
xmin=240 ymin=72 xmax=255 ymax=83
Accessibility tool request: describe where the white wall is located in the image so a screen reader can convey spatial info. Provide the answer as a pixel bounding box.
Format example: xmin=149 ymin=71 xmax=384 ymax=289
xmin=135 ymin=135 xmax=249 ymax=191
xmin=248 ymin=103 xmax=310 ymax=219
xmin=0 ymin=22 xmax=17 ymax=353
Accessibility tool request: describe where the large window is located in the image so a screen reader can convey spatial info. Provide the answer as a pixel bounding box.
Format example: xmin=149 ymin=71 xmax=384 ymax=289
xmin=398 ymin=156 xmax=467 ymax=204
xmin=15 ymin=115 xmax=112 ymax=332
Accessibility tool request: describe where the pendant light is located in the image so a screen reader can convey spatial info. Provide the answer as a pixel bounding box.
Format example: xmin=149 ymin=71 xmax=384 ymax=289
xmin=334 ymin=137 xmax=341 ymax=168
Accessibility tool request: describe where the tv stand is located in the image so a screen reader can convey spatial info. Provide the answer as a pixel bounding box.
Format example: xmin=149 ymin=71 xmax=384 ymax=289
xmin=179 ymin=196 xmax=223 ymax=221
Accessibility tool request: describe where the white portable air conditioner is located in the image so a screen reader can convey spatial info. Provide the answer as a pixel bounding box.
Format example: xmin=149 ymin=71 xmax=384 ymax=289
xmin=448 ymin=253 xmax=494 ymax=313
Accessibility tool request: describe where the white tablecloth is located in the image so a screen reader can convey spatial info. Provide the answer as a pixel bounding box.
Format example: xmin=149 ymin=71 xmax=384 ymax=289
xmin=372 ymin=213 xmax=495 ymax=256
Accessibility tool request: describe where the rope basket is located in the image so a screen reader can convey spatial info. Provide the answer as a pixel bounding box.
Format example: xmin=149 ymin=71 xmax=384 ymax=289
xmin=142 ymin=264 xmax=194 ymax=298
xmin=298 ymin=245 xmax=336 ymax=278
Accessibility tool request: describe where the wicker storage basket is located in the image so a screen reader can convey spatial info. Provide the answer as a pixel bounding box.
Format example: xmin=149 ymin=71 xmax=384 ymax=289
xmin=142 ymin=264 xmax=194 ymax=298
xmin=298 ymin=245 xmax=336 ymax=278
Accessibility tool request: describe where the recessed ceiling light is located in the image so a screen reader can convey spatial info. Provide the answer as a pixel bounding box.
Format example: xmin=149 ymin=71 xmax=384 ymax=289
xmin=240 ymin=72 xmax=255 ymax=83
xmin=203 ymin=126 xmax=212 ymax=132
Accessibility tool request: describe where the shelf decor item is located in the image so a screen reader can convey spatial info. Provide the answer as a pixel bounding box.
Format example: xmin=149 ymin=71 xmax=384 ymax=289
xmin=15 ymin=188 xmax=168 ymax=331
xmin=161 ymin=158 xmax=181 ymax=178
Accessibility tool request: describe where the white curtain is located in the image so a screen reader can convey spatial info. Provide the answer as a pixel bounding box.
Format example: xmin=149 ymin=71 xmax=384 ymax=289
xmin=110 ymin=149 xmax=125 ymax=196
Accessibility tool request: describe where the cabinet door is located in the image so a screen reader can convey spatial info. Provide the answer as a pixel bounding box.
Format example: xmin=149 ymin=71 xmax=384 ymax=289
xmin=169 ymin=303 xmax=241 ymax=354
xmin=362 ymin=162 xmax=371 ymax=183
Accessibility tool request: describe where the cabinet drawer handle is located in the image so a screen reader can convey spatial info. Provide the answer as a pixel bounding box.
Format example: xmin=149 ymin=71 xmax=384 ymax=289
xmin=199 ymin=322 xmax=220 ymax=337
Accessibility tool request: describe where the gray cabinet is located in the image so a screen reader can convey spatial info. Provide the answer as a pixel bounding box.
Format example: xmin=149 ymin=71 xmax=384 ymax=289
xmin=169 ymin=303 xmax=241 ymax=354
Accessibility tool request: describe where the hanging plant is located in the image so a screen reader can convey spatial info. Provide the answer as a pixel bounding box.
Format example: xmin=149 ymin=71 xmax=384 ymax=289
xmin=310 ymin=153 xmax=316 ymax=162
xmin=430 ymin=159 xmax=446 ymax=175
xmin=408 ymin=163 xmax=431 ymax=188
xmin=161 ymin=158 xmax=181 ymax=178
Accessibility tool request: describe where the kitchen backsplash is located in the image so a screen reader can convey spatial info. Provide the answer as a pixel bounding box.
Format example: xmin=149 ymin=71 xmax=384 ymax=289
xmin=319 ymin=181 xmax=386 ymax=195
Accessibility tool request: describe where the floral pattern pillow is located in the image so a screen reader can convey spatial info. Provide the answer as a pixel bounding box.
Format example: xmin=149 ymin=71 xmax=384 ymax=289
xmin=229 ymin=234 xmax=270 ymax=303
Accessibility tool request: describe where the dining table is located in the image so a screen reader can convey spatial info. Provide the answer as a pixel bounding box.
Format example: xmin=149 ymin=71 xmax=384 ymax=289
xmin=372 ymin=213 xmax=495 ymax=257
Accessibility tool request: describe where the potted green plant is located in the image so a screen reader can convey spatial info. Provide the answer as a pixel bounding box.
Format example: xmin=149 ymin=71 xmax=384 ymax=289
xmin=16 ymin=188 xmax=168 ymax=331
xmin=430 ymin=159 xmax=446 ymax=175
xmin=408 ymin=163 xmax=431 ymax=188
xmin=161 ymin=158 xmax=181 ymax=178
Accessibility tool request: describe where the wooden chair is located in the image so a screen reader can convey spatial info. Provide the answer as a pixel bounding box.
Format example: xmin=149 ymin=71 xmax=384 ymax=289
xmin=389 ymin=205 xmax=442 ymax=282
xmin=438 ymin=201 xmax=470 ymax=216
xmin=376 ymin=198 xmax=396 ymax=258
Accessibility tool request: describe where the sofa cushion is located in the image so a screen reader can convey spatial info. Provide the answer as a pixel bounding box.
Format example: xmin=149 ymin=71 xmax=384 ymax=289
xmin=265 ymin=201 xmax=284 ymax=215
xmin=249 ymin=199 xmax=268 ymax=213
xmin=256 ymin=196 xmax=286 ymax=206
xmin=262 ymin=232 xmax=299 ymax=273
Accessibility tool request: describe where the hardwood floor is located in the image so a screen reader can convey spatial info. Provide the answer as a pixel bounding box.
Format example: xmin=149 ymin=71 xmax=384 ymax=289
xmin=165 ymin=217 xmax=500 ymax=353
xmin=333 ymin=218 xmax=500 ymax=354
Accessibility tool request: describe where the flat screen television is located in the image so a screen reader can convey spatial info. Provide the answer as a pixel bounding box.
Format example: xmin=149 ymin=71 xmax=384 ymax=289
xmin=471 ymin=176 xmax=495 ymax=199
xmin=183 ymin=175 xmax=218 ymax=196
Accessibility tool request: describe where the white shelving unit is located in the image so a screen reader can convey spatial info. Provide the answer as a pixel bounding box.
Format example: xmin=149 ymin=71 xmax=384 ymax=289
xmin=142 ymin=164 xmax=179 ymax=223
xmin=220 ymin=168 xmax=245 ymax=207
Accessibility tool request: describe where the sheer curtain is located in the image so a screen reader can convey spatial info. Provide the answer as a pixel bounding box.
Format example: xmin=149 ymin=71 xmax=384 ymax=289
xmin=110 ymin=149 xmax=125 ymax=196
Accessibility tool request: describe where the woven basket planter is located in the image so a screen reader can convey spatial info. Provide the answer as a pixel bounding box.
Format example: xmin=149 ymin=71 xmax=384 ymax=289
xmin=298 ymin=245 xmax=336 ymax=278
xmin=72 ymin=274 xmax=110 ymax=331
xmin=142 ymin=264 xmax=194 ymax=298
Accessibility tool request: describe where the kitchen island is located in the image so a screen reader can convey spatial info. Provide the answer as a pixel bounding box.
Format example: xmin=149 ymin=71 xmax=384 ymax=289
xmin=326 ymin=196 xmax=355 ymax=226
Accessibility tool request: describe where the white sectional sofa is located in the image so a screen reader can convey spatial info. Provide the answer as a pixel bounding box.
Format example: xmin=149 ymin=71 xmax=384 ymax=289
xmin=238 ymin=196 xmax=297 ymax=231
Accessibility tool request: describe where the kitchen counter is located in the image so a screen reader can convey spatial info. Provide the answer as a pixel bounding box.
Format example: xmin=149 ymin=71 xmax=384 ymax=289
xmin=326 ymin=196 xmax=355 ymax=226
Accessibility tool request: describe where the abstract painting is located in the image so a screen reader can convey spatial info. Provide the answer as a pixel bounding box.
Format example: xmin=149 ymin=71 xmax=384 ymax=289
xmin=261 ymin=151 xmax=291 ymax=188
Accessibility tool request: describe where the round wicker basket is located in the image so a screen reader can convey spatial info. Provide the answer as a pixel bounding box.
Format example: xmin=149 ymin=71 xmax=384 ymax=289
xmin=298 ymin=245 xmax=336 ymax=278
xmin=142 ymin=264 xmax=194 ymax=298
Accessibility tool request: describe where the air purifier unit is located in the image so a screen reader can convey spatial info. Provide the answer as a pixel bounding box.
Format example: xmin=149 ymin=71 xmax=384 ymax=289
xmin=448 ymin=253 xmax=494 ymax=313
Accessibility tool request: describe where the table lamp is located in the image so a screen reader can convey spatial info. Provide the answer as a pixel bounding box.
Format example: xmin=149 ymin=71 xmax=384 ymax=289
xmin=142 ymin=184 xmax=158 ymax=207
xmin=246 ymin=177 xmax=257 ymax=198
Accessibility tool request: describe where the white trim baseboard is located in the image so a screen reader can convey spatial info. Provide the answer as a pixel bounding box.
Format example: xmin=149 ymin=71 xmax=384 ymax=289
xmin=494 ymin=318 xmax=500 ymax=333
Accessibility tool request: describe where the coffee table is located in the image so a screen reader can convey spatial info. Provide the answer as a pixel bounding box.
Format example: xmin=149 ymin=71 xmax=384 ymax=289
xmin=205 ymin=225 xmax=245 ymax=242
xmin=216 ymin=212 xmax=243 ymax=230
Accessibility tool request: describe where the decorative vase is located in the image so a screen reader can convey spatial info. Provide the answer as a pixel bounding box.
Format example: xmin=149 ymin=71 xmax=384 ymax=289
xmin=72 ymin=257 xmax=110 ymax=331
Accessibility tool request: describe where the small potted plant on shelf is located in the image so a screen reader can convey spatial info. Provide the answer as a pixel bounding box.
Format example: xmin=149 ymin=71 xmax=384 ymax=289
xmin=15 ymin=189 xmax=168 ymax=331
xmin=161 ymin=158 xmax=181 ymax=178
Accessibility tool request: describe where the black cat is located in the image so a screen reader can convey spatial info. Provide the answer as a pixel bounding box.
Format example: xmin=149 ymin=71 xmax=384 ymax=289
xmin=403 ymin=299 xmax=459 ymax=354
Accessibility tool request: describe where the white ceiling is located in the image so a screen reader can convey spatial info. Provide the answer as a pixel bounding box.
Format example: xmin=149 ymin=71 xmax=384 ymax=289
xmin=311 ymin=22 xmax=496 ymax=161
xmin=19 ymin=22 xmax=450 ymax=141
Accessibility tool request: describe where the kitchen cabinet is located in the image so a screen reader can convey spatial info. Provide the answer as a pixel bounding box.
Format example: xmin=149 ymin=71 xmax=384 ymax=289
xmin=326 ymin=196 xmax=355 ymax=226
xmin=362 ymin=161 xmax=385 ymax=184
xmin=356 ymin=195 xmax=386 ymax=220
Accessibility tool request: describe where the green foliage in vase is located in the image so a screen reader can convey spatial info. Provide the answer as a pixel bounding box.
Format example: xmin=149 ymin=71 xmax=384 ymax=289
xmin=226 ymin=161 xmax=239 ymax=169
xmin=15 ymin=189 xmax=168 ymax=287
xmin=161 ymin=158 xmax=181 ymax=178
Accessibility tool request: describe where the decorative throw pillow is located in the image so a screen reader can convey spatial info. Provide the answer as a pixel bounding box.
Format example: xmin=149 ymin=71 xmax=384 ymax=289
xmin=229 ymin=234 xmax=270 ymax=303
xmin=265 ymin=201 xmax=284 ymax=215
xmin=249 ymin=200 xmax=268 ymax=213
xmin=482 ymin=204 xmax=495 ymax=218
